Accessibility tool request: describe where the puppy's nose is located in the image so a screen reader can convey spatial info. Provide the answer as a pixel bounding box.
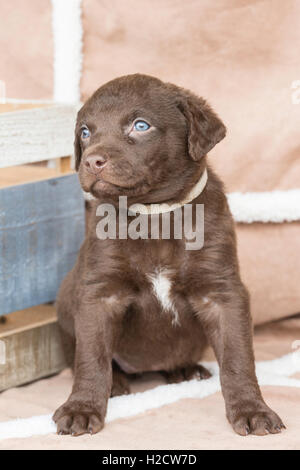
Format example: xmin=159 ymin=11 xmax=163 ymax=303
xmin=84 ymin=155 xmax=107 ymax=174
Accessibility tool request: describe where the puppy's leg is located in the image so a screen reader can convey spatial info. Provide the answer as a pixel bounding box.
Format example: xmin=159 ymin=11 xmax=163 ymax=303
xmin=111 ymin=361 xmax=130 ymax=397
xmin=53 ymin=293 xmax=128 ymax=436
xmin=55 ymin=271 xmax=76 ymax=369
xmin=191 ymin=282 xmax=285 ymax=436
xmin=163 ymin=364 xmax=211 ymax=384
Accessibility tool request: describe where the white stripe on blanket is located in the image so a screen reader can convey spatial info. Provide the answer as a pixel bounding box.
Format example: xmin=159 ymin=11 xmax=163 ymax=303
xmin=0 ymin=353 xmax=299 ymax=441
xmin=83 ymin=189 xmax=300 ymax=223
xmin=227 ymin=189 xmax=300 ymax=223
xmin=51 ymin=0 xmax=83 ymax=103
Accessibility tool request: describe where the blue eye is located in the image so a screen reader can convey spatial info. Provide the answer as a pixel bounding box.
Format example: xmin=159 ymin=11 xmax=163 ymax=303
xmin=134 ymin=120 xmax=150 ymax=131
xmin=81 ymin=127 xmax=90 ymax=139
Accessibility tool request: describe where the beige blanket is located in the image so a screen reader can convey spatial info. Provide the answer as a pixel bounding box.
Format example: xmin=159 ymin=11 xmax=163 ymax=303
xmin=0 ymin=315 xmax=299 ymax=450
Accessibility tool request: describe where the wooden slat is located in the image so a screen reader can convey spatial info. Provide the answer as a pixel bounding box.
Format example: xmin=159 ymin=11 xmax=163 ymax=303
xmin=0 ymin=104 xmax=79 ymax=168
xmin=0 ymin=165 xmax=62 ymax=189
xmin=56 ymin=156 xmax=72 ymax=174
xmin=0 ymin=174 xmax=85 ymax=315
xmin=0 ymin=304 xmax=57 ymax=336
xmin=0 ymin=304 xmax=66 ymax=391
xmin=0 ymin=103 xmax=49 ymax=114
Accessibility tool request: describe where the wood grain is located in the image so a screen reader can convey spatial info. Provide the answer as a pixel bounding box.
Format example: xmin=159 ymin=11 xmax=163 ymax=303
xmin=0 ymin=304 xmax=66 ymax=391
xmin=0 ymin=173 xmax=85 ymax=315
xmin=0 ymin=104 xmax=78 ymax=168
xmin=0 ymin=103 xmax=48 ymax=114
xmin=0 ymin=165 xmax=63 ymax=188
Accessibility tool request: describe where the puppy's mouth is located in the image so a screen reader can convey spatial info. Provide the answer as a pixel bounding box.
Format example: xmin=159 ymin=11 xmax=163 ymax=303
xmin=80 ymin=163 xmax=169 ymax=203
xmin=91 ymin=177 xmax=134 ymax=192
xmin=87 ymin=174 xmax=151 ymax=200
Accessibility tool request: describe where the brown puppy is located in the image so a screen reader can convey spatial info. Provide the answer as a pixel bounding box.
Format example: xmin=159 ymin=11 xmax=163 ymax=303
xmin=53 ymin=74 xmax=284 ymax=436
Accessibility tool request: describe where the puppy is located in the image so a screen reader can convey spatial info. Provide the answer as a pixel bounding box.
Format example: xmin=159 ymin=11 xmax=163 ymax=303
xmin=53 ymin=74 xmax=284 ymax=436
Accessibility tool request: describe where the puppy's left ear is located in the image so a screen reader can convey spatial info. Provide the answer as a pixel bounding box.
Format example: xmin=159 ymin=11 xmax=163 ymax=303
xmin=176 ymin=87 xmax=226 ymax=161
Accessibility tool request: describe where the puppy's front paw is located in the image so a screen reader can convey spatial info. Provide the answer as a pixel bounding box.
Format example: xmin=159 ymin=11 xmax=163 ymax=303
xmin=53 ymin=400 xmax=104 ymax=436
xmin=228 ymin=401 xmax=285 ymax=436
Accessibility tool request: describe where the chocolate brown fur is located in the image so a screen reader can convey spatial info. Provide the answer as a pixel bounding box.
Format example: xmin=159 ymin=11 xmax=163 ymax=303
xmin=54 ymin=74 xmax=284 ymax=436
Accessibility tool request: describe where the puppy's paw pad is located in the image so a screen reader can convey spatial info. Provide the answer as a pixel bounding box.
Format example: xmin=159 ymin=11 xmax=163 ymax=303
xmin=231 ymin=407 xmax=285 ymax=436
xmin=111 ymin=383 xmax=130 ymax=397
xmin=184 ymin=364 xmax=212 ymax=381
xmin=53 ymin=403 xmax=104 ymax=436
xmin=192 ymin=364 xmax=212 ymax=380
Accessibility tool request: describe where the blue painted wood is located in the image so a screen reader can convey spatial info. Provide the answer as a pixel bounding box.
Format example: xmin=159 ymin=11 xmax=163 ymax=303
xmin=0 ymin=174 xmax=85 ymax=315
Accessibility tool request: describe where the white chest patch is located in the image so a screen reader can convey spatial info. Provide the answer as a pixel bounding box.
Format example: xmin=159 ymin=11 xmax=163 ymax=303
xmin=147 ymin=269 xmax=179 ymax=325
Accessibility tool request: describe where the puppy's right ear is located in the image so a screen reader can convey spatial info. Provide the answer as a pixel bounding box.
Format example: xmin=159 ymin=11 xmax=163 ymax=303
xmin=168 ymin=83 xmax=226 ymax=161
xmin=74 ymin=131 xmax=82 ymax=171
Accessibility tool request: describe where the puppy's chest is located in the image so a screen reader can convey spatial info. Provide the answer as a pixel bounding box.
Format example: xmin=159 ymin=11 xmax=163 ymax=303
xmin=145 ymin=267 xmax=179 ymax=325
xmin=124 ymin=240 xmax=188 ymax=324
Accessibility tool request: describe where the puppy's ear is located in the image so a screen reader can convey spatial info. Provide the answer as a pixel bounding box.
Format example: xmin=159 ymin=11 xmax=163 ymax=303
xmin=74 ymin=131 xmax=82 ymax=171
xmin=175 ymin=87 xmax=226 ymax=160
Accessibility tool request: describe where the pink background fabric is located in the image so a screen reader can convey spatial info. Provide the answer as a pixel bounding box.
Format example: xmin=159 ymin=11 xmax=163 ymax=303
xmin=81 ymin=0 xmax=300 ymax=192
xmin=0 ymin=0 xmax=53 ymax=100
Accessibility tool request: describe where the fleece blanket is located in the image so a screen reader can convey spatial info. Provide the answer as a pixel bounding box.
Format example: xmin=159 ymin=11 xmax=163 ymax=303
xmin=0 ymin=315 xmax=299 ymax=450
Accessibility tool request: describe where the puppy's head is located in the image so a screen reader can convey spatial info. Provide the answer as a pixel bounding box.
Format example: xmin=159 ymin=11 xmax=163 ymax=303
xmin=75 ymin=74 xmax=226 ymax=203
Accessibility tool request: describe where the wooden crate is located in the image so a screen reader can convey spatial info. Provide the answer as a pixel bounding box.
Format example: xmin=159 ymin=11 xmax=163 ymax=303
xmin=0 ymin=101 xmax=83 ymax=389
xmin=0 ymin=171 xmax=85 ymax=315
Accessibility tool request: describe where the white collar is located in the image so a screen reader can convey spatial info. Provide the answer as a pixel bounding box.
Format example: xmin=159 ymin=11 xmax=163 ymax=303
xmin=83 ymin=168 xmax=208 ymax=215
xmin=129 ymin=168 xmax=208 ymax=215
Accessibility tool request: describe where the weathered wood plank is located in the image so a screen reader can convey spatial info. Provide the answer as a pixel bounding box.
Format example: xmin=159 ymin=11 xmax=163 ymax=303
xmin=56 ymin=156 xmax=72 ymax=174
xmin=0 ymin=102 xmax=49 ymax=113
xmin=0 ymin=165 xmax=67 ymax=189
xmin=0 ymin=305 xmax=66 ymax=391
xmin=0 ymin=104 xmax=78 ymax=168
xmin=0 ymin=174 xmax=85 ymax=315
